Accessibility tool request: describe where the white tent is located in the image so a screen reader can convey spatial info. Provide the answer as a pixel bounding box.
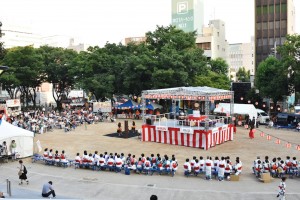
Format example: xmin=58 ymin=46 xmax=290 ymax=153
xmin=214 ymin=103 xmax=257 ymax=120
xmin=0 ymin=120 xmax=34 ymax=158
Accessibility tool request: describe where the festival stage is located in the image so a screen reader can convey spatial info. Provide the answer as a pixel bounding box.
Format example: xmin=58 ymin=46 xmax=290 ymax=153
xmin=142 ymin=122 xmax=234 ymax=150
xmin=140 ymin=86 xmax=235 ymax=150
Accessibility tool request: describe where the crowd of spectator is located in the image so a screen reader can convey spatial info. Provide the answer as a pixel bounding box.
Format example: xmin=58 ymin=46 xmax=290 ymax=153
xmin=253 ymin=156 xmax=299 ymax=178
xmin=183 ymin=156 xmax=242 ymax=181
xmin=3 ymin=108 xmax=107 ymax=133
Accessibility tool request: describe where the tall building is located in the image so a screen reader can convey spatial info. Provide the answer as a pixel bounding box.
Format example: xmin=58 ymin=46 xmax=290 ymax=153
xmin=171 ymin=0 xmax=204 ymax=34
xmin=195 ymin=20 xmax=228 ymax=61
xmin=255 ymin=0 xmax=295 ymax=68
xmin=228 ymin=37 xmax=255 ymax=81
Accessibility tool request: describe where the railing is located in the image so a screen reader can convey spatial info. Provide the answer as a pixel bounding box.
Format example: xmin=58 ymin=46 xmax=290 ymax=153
xmin=144 ymin=113 xmax=231 ymax=130
xmin=6 ymin=179 xmax=11 ymax=196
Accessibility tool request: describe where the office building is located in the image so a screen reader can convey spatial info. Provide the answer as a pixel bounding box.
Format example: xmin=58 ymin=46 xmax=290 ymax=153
xmin=196 ymin=19 xmax=228 ymax=61
xmin=255 ymin=0 xmax=295 ymax=68
xmin=228 ymin=37 xmax=255 ymax=81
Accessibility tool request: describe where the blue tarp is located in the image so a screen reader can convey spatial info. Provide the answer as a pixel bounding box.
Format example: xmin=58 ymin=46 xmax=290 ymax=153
xmin=117 ymin=99 xmax=162 ymax=110
xmin=117 ymin=100 xmax=138 ymax=109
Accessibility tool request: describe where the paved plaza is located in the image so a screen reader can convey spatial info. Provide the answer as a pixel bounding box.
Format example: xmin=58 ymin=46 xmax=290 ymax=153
xmin=1 ymin=119 xmax=300 ymax=200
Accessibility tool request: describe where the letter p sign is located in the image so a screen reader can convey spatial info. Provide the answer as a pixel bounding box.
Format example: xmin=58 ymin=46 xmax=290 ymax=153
xmin=177 ymin=1 xmax=188 ymax=14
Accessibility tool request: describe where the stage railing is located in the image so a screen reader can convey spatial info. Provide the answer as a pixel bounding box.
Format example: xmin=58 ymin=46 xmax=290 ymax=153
xmin=145 ymin=113 xmax=231 ymax=129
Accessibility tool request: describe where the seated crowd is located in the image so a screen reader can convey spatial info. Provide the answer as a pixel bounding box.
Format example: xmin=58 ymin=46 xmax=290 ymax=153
xmin=74 ymin=151 xmax=179 ymax=176
xmin=183 ymin=156 xmax=242 ymax=181
xmin=253 ymin=156 xmax=299 ymax=178
xmin=33 ymin=148 xmax=70 ymax=167
xmin=5 ymin=108 xmax=105 ymax=134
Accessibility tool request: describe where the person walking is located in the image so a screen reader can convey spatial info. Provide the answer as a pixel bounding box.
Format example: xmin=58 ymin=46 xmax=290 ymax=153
xmin=42 ymin=181 xmax=56 ymax=198
xmin=18 ymin=160 xmax=29 ymax=185
xmin=249 ymin=127 xmax=255 ymax=139
xmin=277 ymin=177 xmax=286 ymax=199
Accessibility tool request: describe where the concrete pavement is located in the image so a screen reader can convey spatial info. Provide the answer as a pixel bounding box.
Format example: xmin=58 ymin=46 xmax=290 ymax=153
xmin=1 ymin=160 xmax=300 ymax=200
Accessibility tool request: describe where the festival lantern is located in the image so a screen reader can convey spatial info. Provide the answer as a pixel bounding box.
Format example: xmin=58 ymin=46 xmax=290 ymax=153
xmin=266 ymin=135 xmax=271 ymax=140
xmin=285 ymin=143 xmax=291 ymax=148
xmin=297 ymin=145 xmax=300 ymax=151
xmin=275 ymin=139 xmax=281 ymax=144
xmin=260 ymin=132 xmax=264 ymax=137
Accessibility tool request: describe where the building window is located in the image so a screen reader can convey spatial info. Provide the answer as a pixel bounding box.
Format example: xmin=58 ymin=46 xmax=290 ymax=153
xmin=217 ymin=32 xmax=219 ymax=37
xmin=269 ymin=5 xmax=274 ymax=14
xmin=269 ymin=21 xmax=274 ymax=29
xmin=281 ymin=4 xmax=287 ymax=13
xmin=217 ymin=45 xmax=220 ymax=50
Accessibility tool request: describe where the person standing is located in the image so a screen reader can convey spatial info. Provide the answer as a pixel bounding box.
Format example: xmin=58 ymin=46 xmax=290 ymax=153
xmin=18 ymin=160 xmax=29 ymax=185
xmin=249 ymin=127 xmax=255 ymax=139
xmin=117 ymin=122 xmax=122 ymax=136
xmin=10 ymin=140 xmax=17 ymax=159
xmin=42 ymin=181 xmax=56 ymax=198
xmin=2 ymin=141 xmax=8 ymax=156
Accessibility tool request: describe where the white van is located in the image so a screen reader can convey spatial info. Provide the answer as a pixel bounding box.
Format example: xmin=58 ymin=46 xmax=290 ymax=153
xmin=256 ymin=109 xmax=270 ymax=124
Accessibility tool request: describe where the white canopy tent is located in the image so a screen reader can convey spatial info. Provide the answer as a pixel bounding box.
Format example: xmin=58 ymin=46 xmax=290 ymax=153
xmin=0 ymin=120 xmax=34 ymax=158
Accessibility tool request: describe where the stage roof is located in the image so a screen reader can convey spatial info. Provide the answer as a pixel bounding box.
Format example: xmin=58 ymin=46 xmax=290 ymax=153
xmin=142 ymin=86 xmax=233 ymax=101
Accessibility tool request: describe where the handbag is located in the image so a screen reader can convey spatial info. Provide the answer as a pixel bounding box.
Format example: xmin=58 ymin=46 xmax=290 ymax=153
xmin=18 ymin=170 xmax=23 ymax=176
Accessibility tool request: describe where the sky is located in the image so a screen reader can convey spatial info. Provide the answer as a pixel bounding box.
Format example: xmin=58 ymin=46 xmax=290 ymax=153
xmin=1 ymin=0 xmax=300 ymax=47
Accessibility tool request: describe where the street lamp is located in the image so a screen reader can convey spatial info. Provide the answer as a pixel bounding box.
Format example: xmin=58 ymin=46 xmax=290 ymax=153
xmin=0 ymin=66 xmax=9 ymax=76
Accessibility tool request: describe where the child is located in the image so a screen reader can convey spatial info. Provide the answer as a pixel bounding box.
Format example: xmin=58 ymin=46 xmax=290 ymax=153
xmin=277 ymin=177 xmax=286 ymax=199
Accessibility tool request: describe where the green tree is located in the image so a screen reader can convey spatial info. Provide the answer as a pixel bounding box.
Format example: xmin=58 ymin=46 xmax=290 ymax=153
xmin=277 ymin=34 xmax=300 ymax=98
xmin=145 ymin=25 xmax=207 ymax=89
xmin=236 ymin=67 xmax=250 ymax=82
xmin=255 ymin=56 xmax=288 ymax=105
xmin=1 ymin=46 xmax=44 ymax=106
xmin=209 ymin=58 xmax=229 ymax=75
xmin=38 ymin=46 xmax=78 ymax=110
xmin=195 ymin=71 xmax=230 ymax=90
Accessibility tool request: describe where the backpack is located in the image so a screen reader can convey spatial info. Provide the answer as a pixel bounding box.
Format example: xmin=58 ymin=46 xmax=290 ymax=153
xmin=23 ymin=165 xmax=27 ymax=174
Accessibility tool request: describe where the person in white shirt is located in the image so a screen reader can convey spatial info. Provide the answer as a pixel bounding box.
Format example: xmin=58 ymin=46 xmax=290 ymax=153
xmin=190 ymin=156 xmax=196 ymax=172
xmin=224 ymin=160 xmax=232 ymax=180
xmin=82 ymin=150 xmax=89 ymax=164
xmin=234 ymin=157 xmax=243 ymax=175
xmin=170 ymin=157 xmax=178 ymax=177
xmin=213 ymin=156 xmax=220 ymax=176
xmin=193 ymin=159 xmax=200 ymax=176
xmin=43 ymin=148 xmax=49 ymax=159
xmin=218 ymin=157 xmax=226 ymax=181
xmin=48 ymin=149 xmax=53 ymax=161
xmin=263 ymin=156 xmax=270 ymax=173
xmin=144 ymin=157 xmax=151 ymax=175
xmin=255 ymin=160 xmax=263 ymax=177
xmin=277 ymin=177 xmax=286 ymax=199
xmin=183 ymin=158 xmax=191 ymax=177
xmin=115 ymin=155 xmax=123 ymax=172
xmin=205 ymin=156 xmax=213 ymax=180
xmin=98 ymin=154 xmax=106 ymax=170
xmin=199 ymin=156 xmax=205 ymax=174
xmin=107 ymin=155 xmax=115 ymax=171
xmin=93 ymin=151 xmax=100 ymax=166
